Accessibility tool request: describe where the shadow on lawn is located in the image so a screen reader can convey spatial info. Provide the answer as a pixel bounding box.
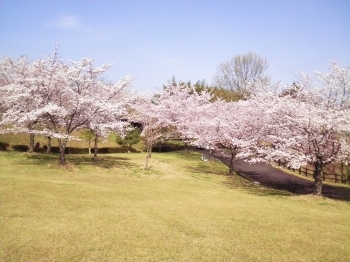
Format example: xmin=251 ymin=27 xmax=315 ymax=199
xmin=231 ymin=168 xmax=350 ymax=202
xmin=226 ymin=166 xmax=350 ymax=201
xmin=223 ymin=172 xmax=295 ymax=198
xmin=22 ymin=153 xmax=136 ymax=169
xmin=209 ymin=150 xmax=350 ymax=201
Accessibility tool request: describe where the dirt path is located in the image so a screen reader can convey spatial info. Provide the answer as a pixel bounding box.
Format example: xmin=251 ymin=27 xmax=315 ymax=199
xmin=209 ymin=151 xmax=350 ymax=201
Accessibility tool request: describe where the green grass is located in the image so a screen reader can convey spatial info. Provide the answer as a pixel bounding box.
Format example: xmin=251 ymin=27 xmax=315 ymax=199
xmin=1 ymin=151 xmax=350 ymax=262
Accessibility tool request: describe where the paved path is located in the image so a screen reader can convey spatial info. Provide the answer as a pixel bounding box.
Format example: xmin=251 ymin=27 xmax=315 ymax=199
xmin=209 ymin=151 xmax=350 ymax=201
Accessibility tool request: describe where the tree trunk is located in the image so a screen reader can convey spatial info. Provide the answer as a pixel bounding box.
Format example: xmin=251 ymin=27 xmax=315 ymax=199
xmin=88 ymin=140 xmax=91 ymax=155
xmin=228 ymin=151 xmax=235 ymax=175
xmin=148 ymin=144 xmax=152 ymax=158
xmin=28 ymin=133 xmax=35 ymax=153
xmin=208 ymin=149 xmax=213 ymax=162
xmin=46 ymin=136 xmax=52 ymax=153
xmin=58 ymin=138 xmax=67 ymax=165
xmin=94 ymin=133 xmax=98 ymax=159
xmin=184 ymin=141 xmax=188 ymax=154
xmin=144 ymin=154 xmax=149 ymax=169
xmin=313 ymin=162 xmax=323 ymax=196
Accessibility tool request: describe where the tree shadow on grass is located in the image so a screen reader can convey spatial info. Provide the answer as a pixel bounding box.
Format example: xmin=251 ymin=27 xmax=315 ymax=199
xmin=234 ymin=168 xmax=350 ymax=201
xmin=21 ymin=153 xmax=137 ymax=170
xmin=222 ymin=170 xmax=350 ymax=201
xmin=222 ymin=172 xmax=295 ymax=198
xmin=186 ymin=165 xmax=223 ymax=176
xmin=210 ymin=150 xmax=350 ymax=201
xmin=69 ymin=155 xmax=135 ymax=169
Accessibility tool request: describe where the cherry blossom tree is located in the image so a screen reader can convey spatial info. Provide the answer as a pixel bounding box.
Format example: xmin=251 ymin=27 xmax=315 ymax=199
xmin=155 ymin=82 xmax=214 ymax=139
xmin=246 ymin=62 xmax=350 ymax=195
xmin=181 ymin=99 xmax=224 ymax=160
xmin=131 ymin=96 xmax=165 ymax=169
xmin=0 ymin=55 xmax=50 ymax=152
xmin=130 ymin=82 xmax=214 ymax=168
xmin=215 ymin=99 xmax=268 ymax=175
xmin=174 ymin=93 xmax=266 ymax=175
xmin=85 ymin=78 xmax=135 ymax=159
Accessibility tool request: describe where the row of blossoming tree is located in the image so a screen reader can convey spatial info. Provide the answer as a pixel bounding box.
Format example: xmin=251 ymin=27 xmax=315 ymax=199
xmin=1 ymin=48 xmax=349 ymax=196
xmin=134 ymin=62 xmax=350 ymax=196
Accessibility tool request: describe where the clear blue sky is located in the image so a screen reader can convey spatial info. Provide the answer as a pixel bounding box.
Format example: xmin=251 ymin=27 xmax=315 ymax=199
xmin=1 ymin=0 xmax=349 ymax=92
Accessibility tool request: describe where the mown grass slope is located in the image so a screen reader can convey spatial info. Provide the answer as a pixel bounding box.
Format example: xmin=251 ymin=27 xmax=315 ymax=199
xmin=1 ymin=151 xmax=349 ymax=262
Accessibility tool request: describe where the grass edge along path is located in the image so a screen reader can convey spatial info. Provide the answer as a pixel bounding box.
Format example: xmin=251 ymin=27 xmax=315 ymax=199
xmin=1 ymin=151 xmax=350 ymax=262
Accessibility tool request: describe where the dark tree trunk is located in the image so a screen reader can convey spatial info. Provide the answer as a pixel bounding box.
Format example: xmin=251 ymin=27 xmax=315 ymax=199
xmin=59 ymin=138 xmax=67 ymax=165
xmin=208 ymin=149 xmax=213 ymax=162
xmin=183 ymin=141 xmax=189 ymax=154
xmin=28 ymin=133 xmax=35 ymax=153
xmin=313 ymin=162 xmax=323 ymax=196
xmin=94 ymin=133 xmax=99 ymax=159
xmin=228 ymin=151 xmax=235 ymax=175
xmin=46 ymin=136 xmax=52 ymax=153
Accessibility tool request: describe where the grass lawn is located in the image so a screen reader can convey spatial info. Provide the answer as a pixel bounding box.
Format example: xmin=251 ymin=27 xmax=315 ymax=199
xmin=1 ymin=151 xmax=350 ymax=262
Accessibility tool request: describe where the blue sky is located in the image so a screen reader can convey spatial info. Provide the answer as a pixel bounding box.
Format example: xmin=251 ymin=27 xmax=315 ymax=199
xmin=1 ymin=0 xmax=349 ymax=92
